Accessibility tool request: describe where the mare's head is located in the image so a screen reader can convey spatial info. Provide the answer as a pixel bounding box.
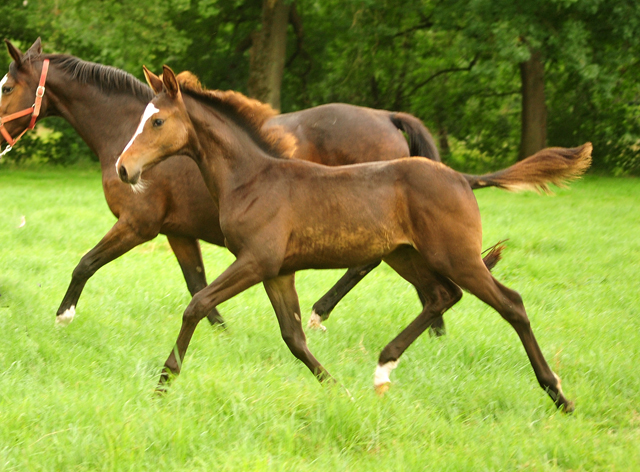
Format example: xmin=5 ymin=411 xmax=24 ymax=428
xmin=116 ymin=65 xmax=192 ymax=186
xmin=0 ymin=38 xmax=48 ymax=144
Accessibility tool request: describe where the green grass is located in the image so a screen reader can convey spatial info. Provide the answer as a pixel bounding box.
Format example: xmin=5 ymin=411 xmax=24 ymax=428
xmin=0 ymin=169 xmax=639 ymax=471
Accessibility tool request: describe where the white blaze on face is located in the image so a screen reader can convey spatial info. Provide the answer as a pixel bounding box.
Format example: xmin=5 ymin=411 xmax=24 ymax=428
xmin=115 ymin=102 xmax=160 ymax=171
xmin=0 ymin=74 xmax=8 ymax=100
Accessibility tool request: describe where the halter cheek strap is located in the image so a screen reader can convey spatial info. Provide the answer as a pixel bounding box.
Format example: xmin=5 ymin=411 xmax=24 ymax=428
xmin=0 ymin=59 xmax=50 ymax=158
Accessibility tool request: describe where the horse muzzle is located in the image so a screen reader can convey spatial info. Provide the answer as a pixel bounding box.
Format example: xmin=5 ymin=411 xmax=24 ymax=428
xmin=117 ymin=162 xmax=140 ymax=185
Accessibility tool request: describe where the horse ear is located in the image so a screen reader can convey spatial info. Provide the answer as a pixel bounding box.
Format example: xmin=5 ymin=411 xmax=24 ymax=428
xmin=25 ymin=37 xmax=42 ymax=58
xmin=143 ymin=65 xmax=163 ymax=94
xmin=162 ymin=65 xmax=181 ymax=99
xmin=4 ymin=39 xmax=23 ymax=68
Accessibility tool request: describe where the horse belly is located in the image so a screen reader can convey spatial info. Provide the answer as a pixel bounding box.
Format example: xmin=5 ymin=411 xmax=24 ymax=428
xmin=282 ymin=223 xmax=405 ymax=271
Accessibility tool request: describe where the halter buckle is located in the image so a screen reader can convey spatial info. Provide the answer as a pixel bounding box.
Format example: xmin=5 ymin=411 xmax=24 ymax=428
xmin=36 ymin=85 xmax=45 ymax=98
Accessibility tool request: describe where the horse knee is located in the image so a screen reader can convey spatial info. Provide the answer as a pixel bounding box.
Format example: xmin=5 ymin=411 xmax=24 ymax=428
xmin=184 ymin=292 xmax=211 ymax=324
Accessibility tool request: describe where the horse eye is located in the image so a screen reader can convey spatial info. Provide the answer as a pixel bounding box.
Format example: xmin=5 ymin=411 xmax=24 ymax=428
xmin=153 ymin=118 xmax=164 ymax=128
xmin=1 ymin=86 xmax=13 ymax=95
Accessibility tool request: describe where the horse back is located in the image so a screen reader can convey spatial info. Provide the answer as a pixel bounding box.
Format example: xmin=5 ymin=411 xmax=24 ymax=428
xmin=267 ymin=103 xmax=409 ymax=166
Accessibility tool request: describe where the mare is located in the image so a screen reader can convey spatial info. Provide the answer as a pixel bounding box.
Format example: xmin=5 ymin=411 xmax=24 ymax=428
xmin=116 ymin=65 xmax=592 ymax=411
xmin=1 ymin=38 xmax=447 ymax=331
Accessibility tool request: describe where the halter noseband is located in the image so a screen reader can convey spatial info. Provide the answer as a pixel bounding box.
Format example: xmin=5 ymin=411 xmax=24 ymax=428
xmin=0 ymin=58 xmax=50 ymax=158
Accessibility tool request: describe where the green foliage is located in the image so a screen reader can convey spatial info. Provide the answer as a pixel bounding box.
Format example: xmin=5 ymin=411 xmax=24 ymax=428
xmin=0 ymin=118 xmax=93 ymax=167
xmin=1 ymin=0 xmax=640 ymax=172
xmin=1 ymin=170 xmax=640 ymax=469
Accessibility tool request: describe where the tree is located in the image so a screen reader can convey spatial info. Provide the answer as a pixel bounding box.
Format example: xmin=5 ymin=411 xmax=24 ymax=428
xmin=247 ymin=0 xmax=292 ymax=110
xmin=519 ymin=49 xmax=547 ymax=159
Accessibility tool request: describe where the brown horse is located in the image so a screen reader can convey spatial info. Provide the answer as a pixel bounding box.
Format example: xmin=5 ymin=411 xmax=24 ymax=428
xmin=116 ymin=65 xmax=591 ymax=411
xmin=1 ymin=38 xmax=448 ymax=331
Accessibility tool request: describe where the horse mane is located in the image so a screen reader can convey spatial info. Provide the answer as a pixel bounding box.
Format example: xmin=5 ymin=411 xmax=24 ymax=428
xmin=42 ymin=54 xmax=154 ymax=101
xmin=175 ymin=71 xmax=297 ymax=159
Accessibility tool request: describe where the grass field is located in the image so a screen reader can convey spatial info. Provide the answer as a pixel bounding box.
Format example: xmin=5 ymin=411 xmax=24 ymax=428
xmin=0 ymin=169 xmax=639 ymax=471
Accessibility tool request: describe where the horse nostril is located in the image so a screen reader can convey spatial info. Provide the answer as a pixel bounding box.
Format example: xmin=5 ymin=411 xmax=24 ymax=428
xmin=118 ymin=164 xmax=128 ymax=183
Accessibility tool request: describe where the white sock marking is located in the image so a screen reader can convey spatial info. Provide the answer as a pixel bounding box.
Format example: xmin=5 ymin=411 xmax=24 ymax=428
xmin=553 ymin=372 xmax=565 ymax=396
xmin=374 ymin=360 xmax=399 ymax=387
xmin=115 ymin=102 xmax=160 ymax=172
xmin=56 ymin=306 xmax=75 ymax=326
xmin=307 ymin=310 xmax=326 ymax=331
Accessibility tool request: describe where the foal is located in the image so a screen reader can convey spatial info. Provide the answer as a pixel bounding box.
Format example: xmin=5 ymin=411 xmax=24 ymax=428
xmin=117 ymin=66 xmax=590 ymax=411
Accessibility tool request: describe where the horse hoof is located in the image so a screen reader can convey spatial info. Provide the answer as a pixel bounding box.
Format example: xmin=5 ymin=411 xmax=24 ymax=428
xmin=308 ymin=310 xmax=327 ymax=331
xmin=428 ymin=326 xmax=446 ymax=337
xmin=561 ymin=400 xmax=575 ymax=414
xmin=55 ymin=306 xmax=75 ymax=327
xmin=375 ymin=382 xmax=390 ymax=397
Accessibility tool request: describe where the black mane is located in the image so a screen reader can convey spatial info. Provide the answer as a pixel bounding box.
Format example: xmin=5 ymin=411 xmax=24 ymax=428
xmin=44 ymin=54 xmax=154 ymax=101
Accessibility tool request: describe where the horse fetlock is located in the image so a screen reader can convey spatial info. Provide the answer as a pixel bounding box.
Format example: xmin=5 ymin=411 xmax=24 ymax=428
xmin=307 ymin=310 xmax=327 ymax=331
xmin=55 ymin=306 xmax=76 ymax=327
xmin=551 ymin=373 xmax=574 ymax=413
xmin=374 ymin=359 xmax=399 ymax=395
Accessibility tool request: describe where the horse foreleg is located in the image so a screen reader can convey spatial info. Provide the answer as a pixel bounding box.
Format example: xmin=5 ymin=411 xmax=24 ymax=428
xmin=265 ymin=274 xmax=334 ymax=383
xmin=55 ymin=219 xmax=156 ymax=326
xmin=158 ymin=258 xmax=264 ymax=391
xmin=308 ymin=261 xmax=381 ymax=331
xmin=167 ymin=235 xmax=224 ymax=326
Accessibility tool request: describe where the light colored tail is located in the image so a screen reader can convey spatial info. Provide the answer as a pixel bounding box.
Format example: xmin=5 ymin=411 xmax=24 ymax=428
xmin=463 ymin=143 xmax=593 ymax=193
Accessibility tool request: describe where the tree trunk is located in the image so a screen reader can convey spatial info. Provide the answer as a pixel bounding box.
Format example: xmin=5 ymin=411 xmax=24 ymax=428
xmin=435 ymin=112 xmax=450 ymax=159
xmin=519 ymin=50 xmax=547 ymax=160
xmin=247 ymin=0 xmax=291 ymax=111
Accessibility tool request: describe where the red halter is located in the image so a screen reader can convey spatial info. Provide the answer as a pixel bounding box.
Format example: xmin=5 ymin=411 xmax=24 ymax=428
xmin=0 ymin=59 xmax=50 ymax=158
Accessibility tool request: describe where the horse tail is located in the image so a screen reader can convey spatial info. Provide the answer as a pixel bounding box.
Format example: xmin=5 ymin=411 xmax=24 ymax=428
xmin=389 ymin=112 xmax=441 ymax=162
xmin=462 ymin=143 xmax=592 ymax=193
xmin=482 ymin=241 xmax=506 ymax=272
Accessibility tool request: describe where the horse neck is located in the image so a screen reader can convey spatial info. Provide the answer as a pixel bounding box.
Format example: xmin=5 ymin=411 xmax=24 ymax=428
xmin=44 ymin=65 xmax=150 ymax=170
xmin=186 ymin=97 xmax=277 ymax=203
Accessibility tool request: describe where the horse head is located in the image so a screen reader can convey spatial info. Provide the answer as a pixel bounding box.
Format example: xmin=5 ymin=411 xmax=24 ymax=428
xmin=0 ymin=38 xmax=50 ymax=149
xmin=116 ymin=65 xmax=193 ymax=188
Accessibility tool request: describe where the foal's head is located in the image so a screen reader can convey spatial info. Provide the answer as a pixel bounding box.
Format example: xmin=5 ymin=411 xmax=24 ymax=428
xmin=116 ymin=65 xmax=193 ymax=186
xmin=0 ymin=38 xmax=47 ymax=143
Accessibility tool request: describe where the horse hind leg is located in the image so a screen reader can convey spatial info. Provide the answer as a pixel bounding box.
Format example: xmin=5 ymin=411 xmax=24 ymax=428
xmin=308 ymin=261 xmax=447 ymax=336
xmin=376 ymin=248 xmax=462 ymax=395
xmin=449 ymin=260 xmax=574 ymax=412
xmin=308 ymin=261 xmax=381 ymax=330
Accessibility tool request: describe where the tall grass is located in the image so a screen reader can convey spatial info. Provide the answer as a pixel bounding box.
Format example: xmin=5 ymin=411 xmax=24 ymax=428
xmin=0 ymin=169 xmax=639 ymax=471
